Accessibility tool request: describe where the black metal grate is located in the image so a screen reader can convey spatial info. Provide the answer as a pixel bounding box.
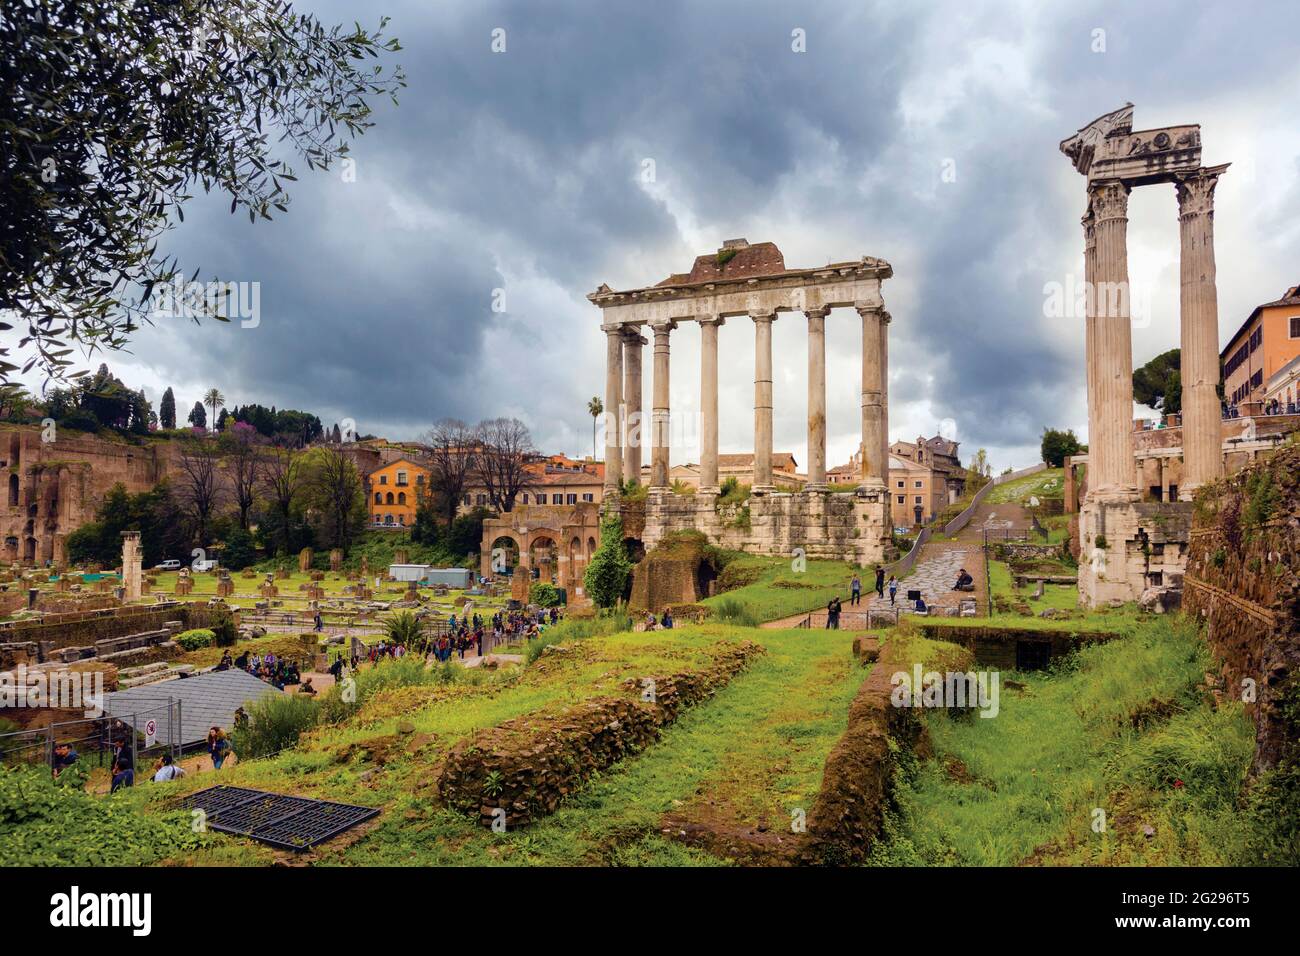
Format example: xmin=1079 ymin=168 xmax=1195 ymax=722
xmin=180 ymin=786 xmax=379 ymax=851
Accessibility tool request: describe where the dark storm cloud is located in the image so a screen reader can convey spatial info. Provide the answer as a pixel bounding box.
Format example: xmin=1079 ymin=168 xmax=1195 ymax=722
xmin=65 ymin=0 xmax=1300 ymax=465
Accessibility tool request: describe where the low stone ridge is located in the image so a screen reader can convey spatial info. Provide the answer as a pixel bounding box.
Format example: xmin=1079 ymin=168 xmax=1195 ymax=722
xmin=436 ymin=640 xmax=763 ymax=828
xmin=799 ymin=636 xmax=973 ymax=865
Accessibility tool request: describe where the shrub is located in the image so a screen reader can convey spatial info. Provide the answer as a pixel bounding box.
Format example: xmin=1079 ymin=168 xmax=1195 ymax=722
xmin=209 ymin=611 xmax=238 ymax=647
xmin=530 ymin=582 xmax=561 ymax=607
xmin=383 ymin=610 xmax=423 ymax=645
xmin=584 ymin=515 xmax=633 ymax=609
xmin=176 ymin=628 xmax=215 ymax=651
xmin=231 ymin=692 xmax=321 ymax=759
xmin=710 ymin=597 xmax=760 ymax=628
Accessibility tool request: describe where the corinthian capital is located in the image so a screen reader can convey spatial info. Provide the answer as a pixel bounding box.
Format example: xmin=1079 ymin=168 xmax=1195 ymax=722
xmin=1088 ymin=180 xmax=1130 ymax=224
xmin=1176 ymin=165 xmax=1227 ymax=219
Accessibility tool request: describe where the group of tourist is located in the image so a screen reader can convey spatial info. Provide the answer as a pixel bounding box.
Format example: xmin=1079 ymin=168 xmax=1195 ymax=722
xmin=225 ymin=649 xmax=304 ymax=690
xmin=642 ymin=608 xmax=674 ymax=630
xmin=48 ymin=716 xmax=233 ymax=790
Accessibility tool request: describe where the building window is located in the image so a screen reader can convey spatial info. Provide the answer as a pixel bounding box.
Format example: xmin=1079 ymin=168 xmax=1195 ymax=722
xmin=379 ymin=475 xmax=387 ymax=485
xmin=896 ymin=495 xmax=905 ymax=504
xmin=396 ymin=471 xmax=408 ymax=486
xmin=398 ymin=514 xmax=405 ymax=525
xmin=914 ymin=480 xmax=922 ymax=488
xmin=416 ymin=474 xmax=424 ymax=485
xmin=1291 ymin=316 xmax=1300 ymax=338
xmin=914 ymin=496 xmax=922 ymax=505
xmin=896 ymin=480 xmax=904 ymax=488
xmin=476 ymin=494 xmax=487 ymax=505
xmin=582 ymin=493 xmax=594 ymax=502
xmin=374 ymin=492 xmax=382 ymax=504
xmin=567 ymin=494 xmax=577 ymax=505
xmin=462 ymin=495 xmax=470 ymax=505
xmin=552 ymin=493 xmax=562 ymax=504
xmin=397 ymin=492 xmax=406 ymax=505
xmin=385 ymin=492 xmax=394 ymax=505
xmin=384 ymin=515 xmax=393 ymax=525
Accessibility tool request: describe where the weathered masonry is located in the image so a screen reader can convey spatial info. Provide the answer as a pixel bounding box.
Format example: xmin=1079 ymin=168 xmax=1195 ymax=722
xmin=1061 ymin=105 xmax=1228 ymax=606
xmin=589 ymin=239 xmax=895 ymax=564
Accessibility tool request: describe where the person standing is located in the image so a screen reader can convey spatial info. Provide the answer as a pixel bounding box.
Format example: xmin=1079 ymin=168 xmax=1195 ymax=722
xmin=207 ymin=727 xmax=231 ymax=770
xmin=110 ymin=739 xmax=134 ymax=792
xmin=888 ymin=575 xmax=899 ymax=606
xmin=874 ymin=565 xmax=885 ymax=598
xmin=850 ymin=573 xmax=862 ymax=606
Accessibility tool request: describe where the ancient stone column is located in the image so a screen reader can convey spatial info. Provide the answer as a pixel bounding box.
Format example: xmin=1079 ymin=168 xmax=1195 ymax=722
xmin=1176 ymin=166 xmax=1227 ymax=499
xmin=879 ymin=310 xmax=891 ymax=491
xmin=805 ymin=308 xmax=829 ymax=491
xmin=751 ymin=312 xmax=777 ymax=493
xmin=698 ymin=316 xmax=725 ymax=494
xmin=603 ymin=324 xmax=624 ymax=494
xmin=858 ymin=306 xmax=886 ymax=488
xmin=622 ymin=330 xmax=646 ymax=486
xmin=1087 ymin=180 xmax=1139 ymax=500
xmin=121 ymin=531 xmax=142 ymax=602
xmin=649 ymin=319 xmax=675 ymax=491
xmin=1082 ymin=205 xmax=1098 ymax=447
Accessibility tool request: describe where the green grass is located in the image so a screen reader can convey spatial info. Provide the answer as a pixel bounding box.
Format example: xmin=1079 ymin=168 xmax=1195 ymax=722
xmin=984 ymin=468 xmax=1065 ymax=505
xmin=987 ymin=560 xmax=1080 ymax=616
xmin=869 ymin=616 xmax=1257 ymax=866
xmin=701 ymin=556 xmax=861 ymax=622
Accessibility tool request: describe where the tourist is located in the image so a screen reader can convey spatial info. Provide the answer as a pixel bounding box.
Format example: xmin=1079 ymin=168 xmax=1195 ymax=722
xmin=644 ymin=611 xmax=657 ymax=631
xmin=888 ymin=575 xmax=899 ymax=606
xmin=850 ymin=572 xmax=862 ymax=606
xmin=914 ymin=595 xmax=928 ymax=613
xmin=207 ymin=727 xmax=232 ymax=770
xmin=152 ymin=753 xmax=186 ymax=783
xmin=826 ymin=596 xmax=842 ymax=629
xmin=954 ymin=568 xmax=975 ymax=592
xmin=215 ymin=650 xmax=233 ymax=672
xmin=235 ymin=650 xmax=250 ymax=671
xmin=233 ymin=707 xmax=250 ymax=732
xmin=52 ymin=742 xmax=78 ymax=779
xmin=329 ymin=655 xmax=344 ymax=682
xmin=110 ymin=739 xmax=134 ymax=792
xmin=874 ymin=565 xmax=885 ymax=598
xmin=299 ymin=677 xmax=317 ymax=696
xmin=314 ymin=610 xmax=324 ymax=632
xmin=661 ymin=608 xmax=674 ymax=629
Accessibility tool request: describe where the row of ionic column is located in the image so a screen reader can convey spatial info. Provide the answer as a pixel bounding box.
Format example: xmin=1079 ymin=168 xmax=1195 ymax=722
xmin=1082 ymin=167 xmax=1224 ymax=502
xmin=603 ymin=308 xmax=890 ymax=496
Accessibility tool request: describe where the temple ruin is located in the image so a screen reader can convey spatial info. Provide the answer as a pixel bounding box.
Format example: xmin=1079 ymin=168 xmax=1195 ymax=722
xmin=589 ymin=239 xmax=894 ymax=564
xmin=1060 ymin=104 xmax=1228 ymax=606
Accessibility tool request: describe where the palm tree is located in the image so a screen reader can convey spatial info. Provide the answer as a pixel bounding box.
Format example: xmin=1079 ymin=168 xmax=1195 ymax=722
xmin=587 ymin=396 xmax=603 ymax=459
xmin=203 ymin=388 xmax=225 ymax=433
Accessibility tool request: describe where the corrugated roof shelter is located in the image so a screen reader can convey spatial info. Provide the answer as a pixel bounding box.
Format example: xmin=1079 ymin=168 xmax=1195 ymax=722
xmin=104 ymin=670 xmax=281 ymax=748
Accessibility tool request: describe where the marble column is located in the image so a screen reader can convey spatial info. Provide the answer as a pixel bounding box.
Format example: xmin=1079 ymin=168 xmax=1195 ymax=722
xmin=1176 ymin=165 xmax=1227 ymax=499
xmin=622 ymin=330 xmax=646 ymax=486
xmin=603 ymin=324 xmax=624 ymax=494
xmin=1087 ymin=179 xmax=1139 ymax=501
xmin=879 ymin=310 xmax=891 ymax=493
xmin=698 ymin=316 xmax=724 ymax=494
xmin=858 ymin=306 xmax=886 ymax=488
xmin=751 ymin=312 xmax=777 ymax=493
xmin=805 ymin=308 xmax=829 ymax=490
xmin=1082 ymin=205 xmax=1097 ymax=465
xmin=649 ymin=319 xmax=675 ymax=491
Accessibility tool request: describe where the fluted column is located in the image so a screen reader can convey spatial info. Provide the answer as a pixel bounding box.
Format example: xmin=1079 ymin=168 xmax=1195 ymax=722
xmin=1176 ymin=165 xmax=1227 ymax=499
xmin=622 ymin=330 xmax=646 ymax=485
xmin=880 ymin=310 xmax=891 ymax=493
xmin=751 ymin=312 xmax=777 ymax=493
xmin=649 ymin=319 xmax=675 ymax=491
xmin=698 ymin=316 xmax=724 ymax=494
xmin=858 ymin=306 xmax=886 ymax=488
xmin=1082 ymin=204 xmax=1097 ymax=463
xmin=602 ymin=324 xmax=624 ymax=494
xmin=805 ymin=308 xmax=829 ymax=491
xmin=1087 ymin=180 xmax=1139 ymax=501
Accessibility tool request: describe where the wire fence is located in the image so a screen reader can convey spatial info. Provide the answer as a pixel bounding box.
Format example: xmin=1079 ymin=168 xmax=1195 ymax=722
xmin=0 ymin=697 xmax=182 ymax=776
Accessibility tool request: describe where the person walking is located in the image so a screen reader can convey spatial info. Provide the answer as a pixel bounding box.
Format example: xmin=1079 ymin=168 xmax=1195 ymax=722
xmin=874 ymin=565 xmax=885 ymax=598
xmin=888 ymin=575 xmax=899 ymax=606
xmin=850 ymin=573 xmax=862 ymax=607
xmin=207 ymin=727 xmax=232 ymax=770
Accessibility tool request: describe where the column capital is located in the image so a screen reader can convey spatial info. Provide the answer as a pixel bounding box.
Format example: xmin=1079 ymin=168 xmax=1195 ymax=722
xmin=647 ymin=318 xmax=677 ymax=335
xmin=854 ymin=303 xmax=884 ymax=319
xmin=804 ymin=306 xmax=831 ymax=321
xmin=696 ymin=314 xmax=726 ymax=327
xmin=748 ymin=310 xmax=777 ymax=324
xmin=1088 ymin=179 xmax=1130 ymax=224
xmin=602 ymin=322 xmax=627 ymax=336
xmin=1175 ymin=164 xmax=1227 ymax=220
xmin=621 ymin=326 xmax=647 ymax=345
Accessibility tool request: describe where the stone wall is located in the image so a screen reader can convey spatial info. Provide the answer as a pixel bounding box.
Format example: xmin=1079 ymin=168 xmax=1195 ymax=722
xmin=436 ymin=641 xmax=762 ymax=828
xmin=1184 ymin=443 xmax=1299 ymax=774
xmin=0 ymin=601 xmax=228 ymax=659
xmin=916 ymin=621 xmax=1116 ymax=671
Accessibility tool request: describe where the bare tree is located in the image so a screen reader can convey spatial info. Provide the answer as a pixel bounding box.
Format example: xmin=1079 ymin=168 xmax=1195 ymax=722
xmin=307 ymin=445 xmax=365 ymax=551
xmin=262 ymin=442 xmax=303 ymax=556
xmin=223 ymin=426 xmax=261 ymax=530
xmin=175 ymin=438 xmax=224 ymax=547
xmin=426 ymin=418 xmax=479 ymax=525
xmin=476 ymin=417 xmax=536 ymax=512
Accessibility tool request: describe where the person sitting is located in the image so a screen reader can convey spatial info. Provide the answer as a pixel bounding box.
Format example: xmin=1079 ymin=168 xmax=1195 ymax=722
xmin=953 ymin=568 xmax=975 ymax=592
xmin=298 ymin=677 xmax=317 ymax=696
xmin=913 ymin=595 xmax=929 ymax=614
xmin=152 ymin=753 xmax=186 ymax=783
xmin=644 ymin=612 xmax=658 ymax=631
xmin=661 ymin=608 xmax=674 ymax=630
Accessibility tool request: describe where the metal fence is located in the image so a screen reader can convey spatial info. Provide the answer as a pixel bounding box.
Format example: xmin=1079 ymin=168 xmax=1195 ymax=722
xmin=0 ymin=697 xmax=182 ymax=776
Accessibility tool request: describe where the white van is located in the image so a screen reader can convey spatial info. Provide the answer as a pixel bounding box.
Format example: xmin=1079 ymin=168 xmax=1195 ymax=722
xmin=155 ymin=559 xmax=182 ymax=571
xmin=192 ymin=558 xmax=219 ymax=572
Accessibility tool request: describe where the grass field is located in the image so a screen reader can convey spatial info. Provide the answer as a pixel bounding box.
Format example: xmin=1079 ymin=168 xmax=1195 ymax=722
xmin=868 ymin=616 xmax=1257 ymax=866
xmin=700 ymin=556 xmax=862 ymax=623
xmin=984 ymin=468 xmax=1065 ymax=505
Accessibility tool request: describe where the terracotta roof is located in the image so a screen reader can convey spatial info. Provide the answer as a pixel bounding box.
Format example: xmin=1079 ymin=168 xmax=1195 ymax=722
xmin=717 ymin=451 xmax=798 ymax=471
xmin=657 ymin=240 xmax=788 ymax=287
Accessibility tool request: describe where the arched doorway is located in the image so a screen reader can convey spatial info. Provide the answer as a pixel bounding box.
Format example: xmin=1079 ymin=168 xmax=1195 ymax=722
xmin=528 ymin=535 xmax=558 ymax=584
xmin=487 ymin=534 xmax=520 ymax=576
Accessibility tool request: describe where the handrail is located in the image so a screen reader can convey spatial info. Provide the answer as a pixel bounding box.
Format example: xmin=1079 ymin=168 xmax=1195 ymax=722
xmin=942 ymin=462 xmax=1046 ymax=537
xmin=888 ymin=526 xmax=931 ymax=578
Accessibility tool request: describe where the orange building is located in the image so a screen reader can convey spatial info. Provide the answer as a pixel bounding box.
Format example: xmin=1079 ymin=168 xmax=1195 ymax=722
xmin=367 ymin=458 xmax=430 ymax=529
xmin=1221 ymin=283 xmax=1300 ymax=411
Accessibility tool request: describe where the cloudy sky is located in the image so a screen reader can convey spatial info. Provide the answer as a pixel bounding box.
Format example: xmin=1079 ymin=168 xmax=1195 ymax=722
xmin=26 ymin=0 xmax=1300 ymax=472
